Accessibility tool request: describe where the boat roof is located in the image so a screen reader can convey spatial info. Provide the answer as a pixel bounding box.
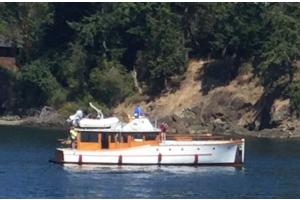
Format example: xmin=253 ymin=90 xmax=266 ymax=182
xmin=75 ymin=128 xmax=160 ymax=133
xmin=75 ymin=117 xmax=161 ymax=133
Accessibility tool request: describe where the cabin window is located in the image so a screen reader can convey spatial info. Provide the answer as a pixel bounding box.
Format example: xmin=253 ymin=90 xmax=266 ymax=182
xmin=109 ymin=133 xmax=128 ymax=143
xmin=132 ymin=133 xmax=143 ymax=140
xmin=120 ymin=134 xmax=128 ymax=143
xmin=101 ymin=133 xmax=109 ymax=149
xmin=110 ymin=133 xmax=117 ymax=143
xmin=80 ymin=132 xmax=99 ymax=143
xmin=145 ymin=133 xmax=157 ymax=141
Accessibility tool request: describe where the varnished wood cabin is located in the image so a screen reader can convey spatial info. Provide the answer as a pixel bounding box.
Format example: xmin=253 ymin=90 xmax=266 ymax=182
xmin=76 ymin=131 xmax=161 ymax=150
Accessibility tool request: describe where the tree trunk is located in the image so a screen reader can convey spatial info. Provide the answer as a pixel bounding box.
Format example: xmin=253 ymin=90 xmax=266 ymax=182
xmin=222 ymin=45 xmax=228 ymax=58
xmin=165 ymin=78 xmax=171 ymax=91
xmin=132 ymin=67 xmax=143 ymax=94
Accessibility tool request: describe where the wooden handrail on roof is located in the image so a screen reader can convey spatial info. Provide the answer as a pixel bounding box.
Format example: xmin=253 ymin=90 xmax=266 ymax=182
xmin=165 ymin=133 xmax=239 ymax=141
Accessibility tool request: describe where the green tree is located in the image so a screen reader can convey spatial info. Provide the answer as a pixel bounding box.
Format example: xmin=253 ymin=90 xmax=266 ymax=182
xmin=0 ymin=3 xmax=53 ymax=64
xmin=60 ymin=42 xmax=88 ymax=100
xmin=17 ymin=60 xmax=66 ymax=108
xmin=0 ymin=67 xmax=17 ymax=114
xmin=71 ymin=3 xmax=187 ymax=95
xmin=208 ymin=3 xmax=265 ymax=59
xmin=132 ymin=3 xmax=187 ymax=94
xmin=259 ymin=4 xmax=300 ymax=72
xmin=89 ymin=59 xmax=134 ymax=107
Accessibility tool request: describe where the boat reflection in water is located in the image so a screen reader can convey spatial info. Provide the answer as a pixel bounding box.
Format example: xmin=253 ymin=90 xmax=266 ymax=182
xmin=62 ymin=163 xmax=244 ymax=175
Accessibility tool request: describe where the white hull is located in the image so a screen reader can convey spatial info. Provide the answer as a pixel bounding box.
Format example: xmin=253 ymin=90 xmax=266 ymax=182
xmin=53 ymin=139 xmax=245 ymax=166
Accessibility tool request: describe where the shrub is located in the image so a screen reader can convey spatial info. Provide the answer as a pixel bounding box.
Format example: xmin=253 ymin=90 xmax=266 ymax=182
xmin=89 ymin=59 xmax=134 ymax=107
xmin=18 ymin=59 xmax=67 ymax=108
xmin=57 ymin=102 xmax=81 ymax=118
xmin=288 ymin=80 xmax=300 ymax=115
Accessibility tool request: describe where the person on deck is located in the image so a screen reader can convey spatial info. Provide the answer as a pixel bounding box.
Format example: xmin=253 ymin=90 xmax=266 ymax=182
xmin=69 ymin=127 xmax=78 ymax=149
xmin=133 ymin=105 xmax=143 ymax=118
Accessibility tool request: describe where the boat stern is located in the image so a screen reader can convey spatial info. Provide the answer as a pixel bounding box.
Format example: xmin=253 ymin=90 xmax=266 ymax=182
xmin=49 ymin=149 xmax=65 ymax=164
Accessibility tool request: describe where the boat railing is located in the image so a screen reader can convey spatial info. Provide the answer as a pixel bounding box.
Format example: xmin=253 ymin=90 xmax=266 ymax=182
xmin=165 ymin=133 xmax=239 ymax=141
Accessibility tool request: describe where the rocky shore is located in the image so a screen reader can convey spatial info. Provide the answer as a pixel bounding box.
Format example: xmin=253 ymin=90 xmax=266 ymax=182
xmin=112 ymin=60 xmax=300 ymax=139
xmin=159 ymin=96 xmax=300 ymax=139
xmin=0 ymin=116 xmax=24 ymax=126
xmin=1 ymin=110 xmax=299 ymax=139
xmin=0 ymin=106 xmax=66 ymax=129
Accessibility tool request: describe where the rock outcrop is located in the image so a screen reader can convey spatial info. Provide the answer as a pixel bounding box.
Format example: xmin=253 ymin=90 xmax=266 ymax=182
xmin=114 ymin=59 xmax=300 ymax=138
xmin=22 ymin=106 xmax=65 ymax=128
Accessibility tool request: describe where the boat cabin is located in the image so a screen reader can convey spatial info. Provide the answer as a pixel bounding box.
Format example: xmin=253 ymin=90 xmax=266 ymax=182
xmin=75 ymin=130 xmax=161 ymax=150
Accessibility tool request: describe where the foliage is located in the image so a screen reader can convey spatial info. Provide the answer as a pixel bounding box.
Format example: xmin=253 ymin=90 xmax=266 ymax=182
xmin=57 ymin=101 xmax=81 ymax=118
xmin=0 ymin=3 xmax=53 ymax=63
xmin=17 ymin=60 xmax=66 ymax=108
xmin=89 ymin=59 xmax=134 ymax=107
xmin=0 ymin=2 xmax=300 ymax=117
xmin=258 ymin=4 xmax=300 ymax=72
xmin=60 ymin=41 xmax=88 ymax=100
xmin=134 ymin=3 xmax=187 ymax=94
xmin=0 ymin=67 xmax=18 ymax=114
xmin=71 ymin=3 xmax=187 ymax=94
xmin=209 ymin=3 xmax=265 ymax=59
xmin=288 ymin=80 xmax=300 ymax=114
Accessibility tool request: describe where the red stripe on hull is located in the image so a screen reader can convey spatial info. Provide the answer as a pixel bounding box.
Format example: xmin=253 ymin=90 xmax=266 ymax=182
xmin=78 ymin=155 xmax=82 ymax=165
xmin=55 ymin=150 xmax=64 ymax=162
xmin=158 ymin=153 xmax=162 ymax=165
xmin=194 ymin=154 xmax=198 ymax=165
xmin=118 ymin=155 xmax=122 ymax=165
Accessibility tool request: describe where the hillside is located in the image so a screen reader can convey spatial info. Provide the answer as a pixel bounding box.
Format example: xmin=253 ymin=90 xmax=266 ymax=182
xmin=0 ymin=3 xmax=300 ymax=138
xmin=114 ymin=59 xmax=299 ymax=138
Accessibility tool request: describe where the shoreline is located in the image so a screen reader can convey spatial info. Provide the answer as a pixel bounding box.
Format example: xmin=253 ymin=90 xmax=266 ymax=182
xmin=0 ymin=118 xmax=299 ymax=139
xmin=0 ymin=119 xmax=24 ymax=126
xmin=0 ymin=117 xmax=66 ymax=131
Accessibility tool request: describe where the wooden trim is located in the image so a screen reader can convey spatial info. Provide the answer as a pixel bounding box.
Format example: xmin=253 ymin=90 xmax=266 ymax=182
xmin=98 ymin=133 xmax=102 ymax=149
xmin=77 ymin=142 xmax=101 ymax=150
xmin=77 ymin=132 xmax=102 ymax=150
xmin=105 ymin=132 xmax=160 ymax=149
xmin=166 ymin=134 xmax=243 ymax=141
xmin=161 ymin=140 xmax=243 ymax=145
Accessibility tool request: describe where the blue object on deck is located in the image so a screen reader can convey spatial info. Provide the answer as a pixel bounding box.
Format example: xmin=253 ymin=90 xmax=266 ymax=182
xmin=134 ymin=105 xmax=143 ymax=118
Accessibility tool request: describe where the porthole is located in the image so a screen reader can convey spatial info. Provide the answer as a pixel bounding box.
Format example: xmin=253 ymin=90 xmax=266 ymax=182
xmin=156 ymin=148 xmax=159 ymax=151
xmin=169 ymin=148 xmax=171 ymax=151
xmin=197 ymin=147 xmax=200 ymax=151
xmin=181 ymin=148 xmax=184 ymax=151
xmin=213 ymin=147 xmax=215 ymax=150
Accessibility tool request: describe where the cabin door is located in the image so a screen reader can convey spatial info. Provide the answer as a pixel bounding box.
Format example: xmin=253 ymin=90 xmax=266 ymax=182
xmin=101 ymin=133 xmax=109 ymax=149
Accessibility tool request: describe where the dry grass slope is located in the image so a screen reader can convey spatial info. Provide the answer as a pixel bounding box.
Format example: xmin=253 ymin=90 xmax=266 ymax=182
xmin=114 ymin=59 xmax=264 ymax=126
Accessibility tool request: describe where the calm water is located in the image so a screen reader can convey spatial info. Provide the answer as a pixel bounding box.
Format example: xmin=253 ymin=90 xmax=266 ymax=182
xmin=0 ymin=125 xmax=300 ymax=198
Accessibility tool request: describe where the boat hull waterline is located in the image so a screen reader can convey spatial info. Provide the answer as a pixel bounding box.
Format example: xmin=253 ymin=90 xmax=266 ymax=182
xmin=51 ymin=139 xmax=245 ymax=166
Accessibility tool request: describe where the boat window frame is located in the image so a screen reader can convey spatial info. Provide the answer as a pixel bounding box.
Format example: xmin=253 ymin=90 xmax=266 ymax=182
xmin=79 ymin=131 xmax=99 ymax=143
xmin=120 ymin=133 xmax=128 ymax=143
xmin=131 ymin=133 xmax=144 ymax=141
xmin=145 ymin=132 xmax=158 ymax=141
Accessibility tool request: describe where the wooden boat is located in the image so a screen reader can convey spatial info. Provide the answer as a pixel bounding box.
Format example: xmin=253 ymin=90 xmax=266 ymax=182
xmin=51 ymin=115 xmax=245 ymax=166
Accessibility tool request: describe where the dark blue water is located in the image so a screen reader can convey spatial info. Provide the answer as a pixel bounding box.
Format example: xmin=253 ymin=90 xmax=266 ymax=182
xmin=0 ymin=125 xmax=300 ymax=198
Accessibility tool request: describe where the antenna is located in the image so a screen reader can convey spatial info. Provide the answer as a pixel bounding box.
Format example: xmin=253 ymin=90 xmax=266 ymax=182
xmin=89 ymin=102 xmax=104 ymax=119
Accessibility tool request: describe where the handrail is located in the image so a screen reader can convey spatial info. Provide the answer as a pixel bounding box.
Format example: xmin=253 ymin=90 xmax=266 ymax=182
xmin=165 ymin=134 xmax=240 ymax=141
